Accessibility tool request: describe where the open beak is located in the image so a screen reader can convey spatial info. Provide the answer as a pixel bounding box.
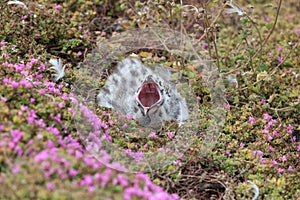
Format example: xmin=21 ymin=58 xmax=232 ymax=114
xmin=136 ymin=80 xmax=162 ymax=115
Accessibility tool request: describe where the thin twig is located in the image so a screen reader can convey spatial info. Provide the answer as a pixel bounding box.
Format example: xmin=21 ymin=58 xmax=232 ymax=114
xmin=223 ymin=0 xmax=282 ymax=75
xmin=193 ymin=3 xmax=227 ymax=46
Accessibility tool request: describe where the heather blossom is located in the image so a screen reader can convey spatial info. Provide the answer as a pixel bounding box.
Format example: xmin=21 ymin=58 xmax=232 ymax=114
xmin=277 ymin=168 xmax=284 ymax=173
xmin=225 ymin=104 xmax=230 ymax=110
xmin=167 ymin=132 xmax=174 ymax=139
xmin=263 ymin=113 xmax=272 ymax=120
xmin=268 ymin=145 xmax=274 ymax=151
xmin=148 ymin=132 xmax=157 ymax=138
xmin=287 ymin=124 xmax=293 ymax=135
xmin=249 ymin=116 xmax=255 ymax=125
xmin=253 ymin=150 xmax=263 ymax=158
xmin=261 ymin=99 xmax=266 ymax=104
xmin=278 ymin=57 xmax=284 ymax=63
xmin=271 ymin=160 xmax=278 ymax=165
xmin=0 ymin=39 xmax=185 ymax=200
xmin=55 ymin=4 xmax=61 ymax=11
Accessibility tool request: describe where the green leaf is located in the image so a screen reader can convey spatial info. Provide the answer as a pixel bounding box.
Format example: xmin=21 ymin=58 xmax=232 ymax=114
xmin=257 ymin=64 xmax=269 ymax=72
xmin=264 ymin=3 xmax=273 ymax=7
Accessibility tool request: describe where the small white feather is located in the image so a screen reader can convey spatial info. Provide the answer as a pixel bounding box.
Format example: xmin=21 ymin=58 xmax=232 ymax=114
xmin=49 ymin=58 xmax=65 ymax=82
xmin=247 ymin=181 xmax=259 ymax=200
xmin=7 ymin=0 xmax=28 ymax=9
xmin=225 ymin=0 xmax=245 ymax=16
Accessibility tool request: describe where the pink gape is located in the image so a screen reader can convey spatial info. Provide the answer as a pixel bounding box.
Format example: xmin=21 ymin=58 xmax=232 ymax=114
xmin=136 ymin=81 xmax=162 ymax=115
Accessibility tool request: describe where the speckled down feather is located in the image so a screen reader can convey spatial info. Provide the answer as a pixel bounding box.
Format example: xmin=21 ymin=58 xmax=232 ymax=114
xmin=97 ymin=58 xmax=189 ymax=127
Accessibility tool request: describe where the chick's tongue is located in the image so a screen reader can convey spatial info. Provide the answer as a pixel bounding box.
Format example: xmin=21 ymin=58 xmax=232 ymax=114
xmin=138 ymin=82 xmax=160 ymax=107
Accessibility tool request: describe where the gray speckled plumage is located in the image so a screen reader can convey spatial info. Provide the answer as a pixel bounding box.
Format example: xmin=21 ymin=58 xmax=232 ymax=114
xmin=97 ymin=58 xmax=189 ymax=127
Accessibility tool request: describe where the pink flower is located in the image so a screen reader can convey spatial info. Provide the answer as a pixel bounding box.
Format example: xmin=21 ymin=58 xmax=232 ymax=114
xmin=287 ymin=124 xmax=293 ymax=135
xmin=268 ymin=145 xmax=274 ymax=151
xmin=296 ymin=29 xmax=300 ymax=34
xmin=240 ymin=143 xmax=245 ymax=147
xmin=34 ymin=119 xmax=46 ymax=128
xmin=167 ymin=132 xmax=174 ymax=139
xmin=2 ymin=53 xmax=9 ymax=59
xmin=0 ymin=41 xmax=6 ymax=49
xmin=46 ymin=127 xmax=60 ymax=136
xmin=39 ymin=88 xmax=46 ymax=95
xmin=201 ymin=42 xmax=208 ymax=49
xmin=287 ymin=166 xmax=293 ymax=171
xmin=38 ymin=63 xmax=45 ymax=70
xmin=61 ymin=93 xmax=68 ymax=101
xmin=12 ymin=165 xmax=20 ymax=174
xmin=53 ymin=113 xmax=62 ymax=124
xmin=113 ymin=174 xmax=129 ymax=187
xmin=11 ymin=81 xmax=19 ymax=89
xmin=263 ymin=113 xmax=272 ymax=120
xmin=1 ymin=97 xmax=7 ymax=102
xmin=225 ymin=150 xmax=231 ymax=157
xmin=267 ymin=134 xmax=273 ymax=141
xmin=126 ymin=113 xmax=133 ymax=120
xmin=15 ymin=145 xmax=23 ymax=156
xmin=249 ymin=117 xmax=255 ymax=125
xmin=55 ymin=4 xmax=61 ymax=11
xmin=148 ymin=132 xmax=157 ymax=138
xmin=265 ymin=17 xmax=270 ymax=22
xmin=75 ymin=150 xmax=83 ymax=159
xmin=2 ymin=78 xmax=10 ymax=84
xmin=253 ymin=150 xmax=263 ymax=157
xmin=83 ymin=174 xmax=93 ymax=186
xmin=37 ymin=134 xmax=43 ymax=139
xmin=19 ymin=78 xmax=27 ymax=87
xmin=36 ymin=73 xmax=43 ymax=79
xmin=278 ymin=57 xmax=284 ymax=63
xmin=57 ymin=102 xmax=63 ymax=108
xmin=69 ymin=168 xmax=78 ymax=177
xmin=34 ymin=150 xmax=49 ymax=162
xmin=260 ymin=159 xmax=266 ymax=164
xmin=108 ymin=120 xmax=114 ymax=126
xmin=46 ymin=182 xmax=55 ymax=190
xmin=11 ymin=129 xmax=23 ymax=143
xmin=277 ymin=47 xmax=283 ymax=52
xmin=261 ymin=99 xmax=266 ymax=104
xmin=263 ymin=127 xmax=269 ymax=134
xmin=88 ymin=186 xmax=94 ymax=193
xmin=280 ymin=155 xmax=287 ymax=162
xmin=30 ymin=58 xmax=37 ymax=65
xmin=8 ymin=142 xmax=15 ymax=149
xmin=225 ymin=104 xmax=230 ymax=110
xmin=272 ymin=130 xmax=278 ymax=137
xmin=77 ymin=51 xmax=82 ymax=56
xmin=46 ymin=140 xmax=55 ymax=148
xmin=277 ymin=168 xmax=284 ymax=173
xmin=27 ymin=116 xmax=34 ymax=123
xmin=271 ymin=160 xmax=278 ymax=165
